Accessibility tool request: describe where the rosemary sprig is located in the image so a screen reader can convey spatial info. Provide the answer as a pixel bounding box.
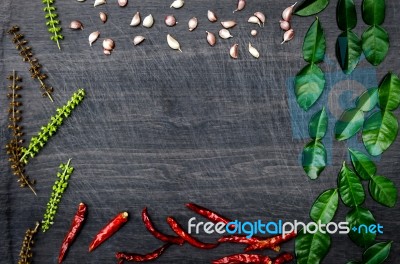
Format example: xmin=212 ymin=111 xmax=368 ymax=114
xmin=20 ymin=89 xmax=85 ymax=164
xmin=42 ymin=0 xmax=63 ymax=49
xmin=18 ymin=222 xmax=40 ymax=264
xmin=7 ymin=26 xmax=54 ymax=102
xmin=42 ymin=159 xmax=73 ymax=232
xmin=5 ymin=71 xmax=36 ymax=195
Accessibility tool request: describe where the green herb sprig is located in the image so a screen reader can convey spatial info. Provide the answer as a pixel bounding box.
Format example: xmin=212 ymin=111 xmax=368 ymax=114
xmin=20 ymin=89 xmax=85 ymax=164
xmin=18 ymin=222 xmax=39 ymax=264
xmin=42 ymin=159 xmax=73 ymax=232
xmin=42 ymin=0 xmax=63 ymax=49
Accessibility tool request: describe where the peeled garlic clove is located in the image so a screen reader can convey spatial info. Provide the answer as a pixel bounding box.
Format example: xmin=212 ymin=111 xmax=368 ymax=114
xmin=281 ymin=29 xmax=294 ymax=44
xmin=118 ymin=0 xmax=127 ymax=7
xmin=188 ymin=17 xmax=198 ymax=31
xmin=99 ymin=12 xmax=107 ymax=23
xmin=230 ymin=44 xmax=238 ymax=59
xmin=279 ymin=20 xmax=291 ymax=31
xmin=88 ymin=31 xmax=100 ymax=46
xmin=251 ymin=29 xmax=257 ymax=36
xmin=133 ymin=36 xmax=145 ymax=45
xmin=167 ymin=34 xmax=182 ymax=52
xmin=70 ymin=20 xmax=84 ymax=30
xmin=206 ymin=31 xmax=216 ymax=46
xmin=208 ymin=10 xmax=217 ymax=22
xmin=254 ymin=12 xmax=265 ymax=26
xmin=248 ymin=43 xmax=259 ymax=58
xmin=143 ymin=14 xmax=154 ymax=28
xmin=233 ymin=0 xmax=245 ymax=13
xmin=94 ymin=0 xmax=106 ymax=7
xmin=165 ymin=15 xmax=177 ymax=27
xmin=103 ymin=49 xmax=111 ymax=55
xmin=103 ymin=38 xmax=115 ymax=50
xmin=219 ymin=29 xmax=233 ymax=39
xmin=282 ymin=2 xmax=297 ymax=21
xmin=221 ymin=20 xmax=236 ymax=29
xmin=170 ymin=0 xmax=184 ymax=9
xmin=248 ymin=16 xmax=261 ymax=27
xmin=130 ymin=12 xmax=141 ymax=26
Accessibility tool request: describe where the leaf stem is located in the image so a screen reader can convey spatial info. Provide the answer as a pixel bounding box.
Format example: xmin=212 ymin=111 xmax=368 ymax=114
xmin=46 ymin=0 xmax=61 ymax=50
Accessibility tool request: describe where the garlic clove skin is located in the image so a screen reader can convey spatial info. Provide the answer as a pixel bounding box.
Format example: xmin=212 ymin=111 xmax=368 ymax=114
xmin=99 ymin=12 xmax=107 ymax=23
xmin=94 ymin=0 xmax=106 ymax=7
xmin=219 ymin=29 xmax=233 ymax=39
xmin=248 ymin=16 xmax=261 ymax=27
xmin=206 ymin=31 xmax=216 ymax=46
xmin=207 ymin=10 xmax=217 ymax=22
xmin=167 ymin=34 xmax=182 ymax=52
xmin=118 ymin=0 xmax=127 ymax=7
xmin=170 ymin=0 xmax=184 ymax=9
xmin=103 ymin=38 xmax=115 ymax=50
xmin=248 ymin=43 xmax=260 ymax=58
xmin=221 ymin=20 xmax=236 ymax=29
xmin=130 ymin=12 xmax=141 ymax=26
xmin=282 ymin=2 xmax=297 ymax=21
xmin=133 ymin=36 xmax=146 ymax=45
xmin=165 ymin=15 xmax=177 ymax=27
xmin=279 ymin=20 xmax=291 ymax=31
xmin=88 ymin=31 xmax=100 ymax=46
xmin=143 ymin=14 xmax=154 ymax=28
xmin=188 ymin=17 xmax=198 ymax=31
xmin=230 ymin=44 xmax=239 ymax=59
xmin=69 ymin=20 xmax=84 ymax=30
xmin=281 ymin=29 xmax=294 ymax=44
xmin=233 ymin=0 xmax=246 ymax=13
xmin=254 ymin=12 xmax=265 ymax=26
xmin=103 ymin=49 xmax=111 ymax=55
xmin=251 ymin=29 xmax=257 ymax=36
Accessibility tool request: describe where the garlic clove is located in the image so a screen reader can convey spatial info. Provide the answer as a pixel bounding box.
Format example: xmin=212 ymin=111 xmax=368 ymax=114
xmin=103 ymin=38 xmax=115 ymax=50
xmin=230 ymin=44 xmax=238 ymax=59
xmin=219 ymin=29 xmax=233 ymax=39
xmin=206 ymin=31 xmax=216 ymax=46
xmin=167 ymin=34 xmax=182 ymax=52
xmin=281 ymin=28 xmax=294 ymax=44
xmin=143 ymin=14 xmax=154 ymax=28
xmin=88 ymin=31 xmax=100 ymax=46
xmin=233 ymin=0 xmax=246 ymax=13
xmin=130 ymin=12 xmax=141 ymax=26
xmin=254 ymin=12 xmax=265 ymax=27
xmin=94 ymin=0 xmax=106 ymax=7
xmin=103 ymin=49 xmax=111 ymax=55
xmin=248 ymin=16 xmax=261 ymax=27
xmin=118 ymin=0 xmax=127 ymax=7
xmin=251 ymin=29 xmax=257 ymax=36
xmin=279 ymin=20 xmax=291 ymax=31
xmin=77 ymin=0 xmax=86 ymax=2
xmin=69 ymin=20 xmax=84 ymax=30
xmin=248 ymin=43 xmax=260 ymax=58
xmin=99 ymin=12 xmax=107 ymax=23
xmin=188 ymin=17 xmax=198 ymax=31
xmin=221 ymin=20 xmax=236 ymax=29
xmin=282 ymin=2 xmax=297 ymax=21
xmin=170 ymin=0 xmax=184 ymax=9
xmin=165 ymin=15 xmax=177 ymax=27
xmin=133 ymin=36 xmax=145 ymax=45
xmin=207 ymin=10 xmax=217 ymax=22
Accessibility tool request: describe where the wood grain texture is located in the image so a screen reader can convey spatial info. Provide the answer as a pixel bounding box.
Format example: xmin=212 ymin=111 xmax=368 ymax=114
xmin=0 ymin=0 xmax=399 ymax=263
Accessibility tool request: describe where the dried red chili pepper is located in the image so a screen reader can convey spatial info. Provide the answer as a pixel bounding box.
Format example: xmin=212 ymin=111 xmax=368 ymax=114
xmin=186 ymin=203 xmax=232 ymax=225
xmin=89 ymin=211 xmax=129 ymax=252
xmin=218 ymin=235 xmax=280 ymax=252
xmin=244 ymin=231 xmax=297 ymax=252
xmin=116 ymin=243 xmax=171 ymax=263
xmin=58 ymin=202 xmax=87 ymax=264
xmin=272 ymin=252 xmax=294 ymax=264
xmin=142 ymin=208 xmax=184 ymax=245
xmin=212 ymin=254 xmax=272 ymax=264
xmin=166 ymin=216 xmax=219 ymax=249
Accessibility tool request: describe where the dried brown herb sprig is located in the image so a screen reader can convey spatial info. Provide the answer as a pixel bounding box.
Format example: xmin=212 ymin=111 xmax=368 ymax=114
xmin=18 ymin=222 xmax=40 ymax=264
xmin=5 ymin=71 xmax=36 ymax=195
xmin=7 ymin=26 xmax=54 ymax=102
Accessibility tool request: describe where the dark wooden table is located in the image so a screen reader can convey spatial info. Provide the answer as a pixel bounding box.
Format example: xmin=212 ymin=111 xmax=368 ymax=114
xmin=0 ymin=0 xmax=399 ymax=263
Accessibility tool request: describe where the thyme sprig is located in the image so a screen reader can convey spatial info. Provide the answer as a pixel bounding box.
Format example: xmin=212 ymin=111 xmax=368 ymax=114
xmin=42 ymin=159 xmax=73 ymax=232
xmin=42 ymin=0 xmax=63 ymax=49
xmin=18 ymin=222 xmax=40 ymax=264
xmin=7 ymin=26 xmax=54 ymax=102
xmin=5 ymin=71 xmax=36 ymax=195
xmin=20 ymin=89 xmax=85 ymax=164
